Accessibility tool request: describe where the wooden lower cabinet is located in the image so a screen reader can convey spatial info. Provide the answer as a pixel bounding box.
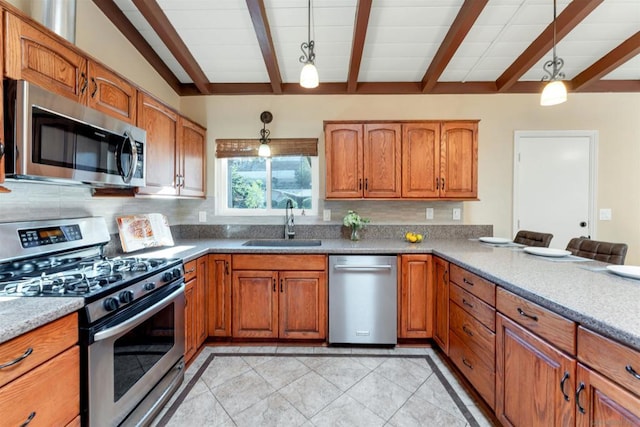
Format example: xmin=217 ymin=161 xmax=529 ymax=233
xmin=207 ymin=254 xmax=232 ymax=337
xmin=195 ymin=256 xmax=207 ymax=347
xmin=184 ymin=278 xmax=197 ymax=362
xmin=433 ymin=257 xmax=449 ymax=353
xmin=184 ymin=256 xmax=207 ymax=362
xmin=399 ymin=254 xmax=433 ymax=338
xmin=575 ymin=363 xmax=640 ymax=426
xmin=496 ymin=313 xmax=576 ymax=427
xmin=232 ymin=254 xmax=327 ymax=340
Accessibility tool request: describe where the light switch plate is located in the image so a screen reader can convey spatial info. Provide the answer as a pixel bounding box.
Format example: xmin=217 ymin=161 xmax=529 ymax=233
xmin=452 ymin=208 xmax=461 ymax=220
xmin=599 ymin=208 xmax=612 ymax=221
xmin=198 ymin=211 xmax=207 ymax=222
xmin=323 ymin=209 xmax=331 ymax=221
xmin=426 ymin=208 xmax=434 ymax=220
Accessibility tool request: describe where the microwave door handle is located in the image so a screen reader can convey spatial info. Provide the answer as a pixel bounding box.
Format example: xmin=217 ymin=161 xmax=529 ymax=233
xmin=118 ymin=130 xmax=137 ymax=184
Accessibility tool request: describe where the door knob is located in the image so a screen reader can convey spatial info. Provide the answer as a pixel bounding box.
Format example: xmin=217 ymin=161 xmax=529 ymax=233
xmin=579 ymin=221 xmax=587 ymax=227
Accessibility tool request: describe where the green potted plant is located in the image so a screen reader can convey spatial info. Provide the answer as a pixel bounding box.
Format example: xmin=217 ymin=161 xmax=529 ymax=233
xmin=343 ymin=210 xmax=370 ymax=241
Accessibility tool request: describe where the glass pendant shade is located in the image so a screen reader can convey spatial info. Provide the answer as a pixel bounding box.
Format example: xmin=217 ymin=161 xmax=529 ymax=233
xmin=300 ymin=63 xmax=319 ymax=88
xmin=540 ymin=80 xmax=567 ymax=106
xmin=258 ymin=142 xmax=271 ymax=157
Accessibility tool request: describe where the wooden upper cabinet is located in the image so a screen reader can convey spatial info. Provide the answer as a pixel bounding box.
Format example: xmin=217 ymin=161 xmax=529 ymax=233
xmin=5 ymin=12 xmax=87 ymax=102
xmin=325 ymin=120 xmax=477 ymax=200
xmin=136 ymin=92 xmax=179 ymax=196
xmin=440 ymin=121 xmax=478 ymax=198
xmin=363 ymin=124 xmax=401 ymax=198
xmin=402 ymin=123 xmax=440 ymax=198
xmin=87 ymin=61 xmax=137 ymax=124
xmin=325 ymin=123 xmax=363 ymax=198
xmin=178 ymin=117 xmax=206 ymax=198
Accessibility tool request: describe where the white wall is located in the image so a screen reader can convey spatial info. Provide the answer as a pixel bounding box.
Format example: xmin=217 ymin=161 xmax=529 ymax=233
xmin=180 ymin=92 xmax=640 ymax=263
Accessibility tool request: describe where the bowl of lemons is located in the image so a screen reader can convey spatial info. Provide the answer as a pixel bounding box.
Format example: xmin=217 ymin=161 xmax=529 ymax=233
xmin=405 ymin=232 xmax=424 ymax=243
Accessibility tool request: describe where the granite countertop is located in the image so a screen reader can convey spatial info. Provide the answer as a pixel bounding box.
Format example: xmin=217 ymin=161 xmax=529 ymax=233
xmin=2 ymin=237 xmax=639 ymax=352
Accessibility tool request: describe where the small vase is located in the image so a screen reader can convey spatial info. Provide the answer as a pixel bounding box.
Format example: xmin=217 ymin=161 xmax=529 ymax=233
xmin=350 ymin=226 xmax=360 ymax=241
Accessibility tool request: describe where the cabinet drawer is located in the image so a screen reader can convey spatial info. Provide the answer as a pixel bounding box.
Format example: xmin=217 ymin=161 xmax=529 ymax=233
xmin=233 ymin=254 xmax=326 ymax=271
xmin=449 ymin=283 xmax=495 ymax=331
xmin=578 ymin=327 xmax=640 ymax=397
xmin=450 ymin=302 xmax=495 ymax=364
xmin=184 ymin=259 xmax=197 ymax=282
xmin=449 ymin=264 xmax=495 ymax=306
xmin=449 ymin=332 xmax=495 ymax=409
xmin=0 ymin=346 xmax=79 ymax=427
xmin=497 ymin=288 xmax=575 ymax=355
xmin=0 ymin=313 xmax=77 ymax=388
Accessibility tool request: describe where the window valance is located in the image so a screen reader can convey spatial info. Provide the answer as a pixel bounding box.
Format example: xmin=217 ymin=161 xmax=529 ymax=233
xmin=215 ymin=138 xmax=318 ymax=158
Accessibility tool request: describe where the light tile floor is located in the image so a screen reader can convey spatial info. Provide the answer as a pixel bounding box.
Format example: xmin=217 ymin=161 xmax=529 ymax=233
xmin=152 ymin=346 xmax=497 ymax=427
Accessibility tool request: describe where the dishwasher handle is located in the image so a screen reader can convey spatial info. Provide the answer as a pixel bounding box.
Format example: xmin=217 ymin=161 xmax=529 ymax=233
xmin=333 ymin=264 xmax=393 ymax=270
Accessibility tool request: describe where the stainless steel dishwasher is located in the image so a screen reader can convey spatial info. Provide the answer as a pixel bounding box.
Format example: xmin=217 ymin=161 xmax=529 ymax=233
xmin=329 ymin=255 xmax=397 ymax=345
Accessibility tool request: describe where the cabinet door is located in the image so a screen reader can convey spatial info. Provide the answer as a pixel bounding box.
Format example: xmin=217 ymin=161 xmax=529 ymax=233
xmin=207 ymin=254 xmax=232 ymax=337
xmin=4 ymin=13 xmax=87 ymax=103
xmin=363 ymin=124 xmax=401 ymax=198
xmin=184 ymin=279 xmax=197 ymax=362
xmin=433 ymin=257 xmax=449 ymax=353
xmin=496 ymin=314 xmax=576 ymax=427
xmin=195 ymin=256 xmax=207 ymax=347
xmin=0 ymin=19 xmax=6 ymax=190
xmin=401 ymin=123 xmax=440 ymax=198
xmin=279 ymin=271 xmax=327 ymax=340
xmin=576 ymin=363 xmax=640 ymax=427
xmin=87 ymin=61 xmax=137 ymax=124
xmin=325 ymin=123 xmax=363 ymax=198
xmin=399 ymin=254 xmax=433 ymax=338
xmin=232 ymin=270 xmax=278 ymax=338
xmin=440 ymin=121 xmax=478 ymax=199
xmin=178 ymin=117 xmax=206 ymax=197
xmin=137 ymin=93 xmax=179 ymax=196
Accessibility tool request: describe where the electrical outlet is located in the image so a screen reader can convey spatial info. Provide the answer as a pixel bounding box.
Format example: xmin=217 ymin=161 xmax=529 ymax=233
xmin=198 ymin=211 xmax=207 ymax=222
xmin=599 ymin=208 xmax=612 ymax=221
xmin=323 ymin=209 xmax=331 ymax=221
xmin=452 ymin=208 xmax=461 ymax=220
xmin=426 ymin=208 xmax=434 ymax=220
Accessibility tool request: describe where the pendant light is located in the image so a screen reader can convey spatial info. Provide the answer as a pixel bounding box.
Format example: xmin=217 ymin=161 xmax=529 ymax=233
xmin=258 ymin=111 xmax=272 ymax=157
xmin=540 ymin=0 xmax=567 ymax=106
xmin=299 ymin=0 xmax=318 ymax=88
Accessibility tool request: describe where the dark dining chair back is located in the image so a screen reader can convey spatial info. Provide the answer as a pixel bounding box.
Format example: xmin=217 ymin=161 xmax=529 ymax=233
xmin=513 ymin=230 xmax=553 ymax=247
xmin=565 ymin=237 xmax=628 ymax=265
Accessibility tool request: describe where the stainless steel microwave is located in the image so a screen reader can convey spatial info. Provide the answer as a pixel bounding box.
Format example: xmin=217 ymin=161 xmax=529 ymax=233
xmin=3 ymin=79 xmax=146 ymax=187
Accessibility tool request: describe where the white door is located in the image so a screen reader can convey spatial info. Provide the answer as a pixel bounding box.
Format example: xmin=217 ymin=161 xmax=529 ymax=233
xmin=513 ymin=131 xmax=597 ymax=249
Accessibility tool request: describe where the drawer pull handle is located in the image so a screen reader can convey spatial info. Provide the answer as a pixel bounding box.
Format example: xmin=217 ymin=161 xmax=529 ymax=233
xmin=560 ymin=371 xmax=570 ymax=402
xmin=517 ymin=307 xmax=538 ymax=322
xmin=626 ymin=365 xmax=640 ymax=380
xmin=462 ymin=299 xmax=474 ymax=309
xmin=462 ymin=325 xmax=474 ymax=337
xmin=0 ymin=347 xmax=33 ymax=369
xmin=185 ymin=268 xmax=196 ymax=274
xmin=20 ymin=411 xmax=36 ymax=427
xmin=462 ymin=278 xmax=474 ymax=286
xmin=462 ymin=358 xmax=473 ymax=370
xmin=575 ymin=382 xmax=586 ymax=414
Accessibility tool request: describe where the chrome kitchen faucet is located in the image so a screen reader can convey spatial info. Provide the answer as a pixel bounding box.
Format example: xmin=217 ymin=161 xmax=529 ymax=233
xmin=285 ymin=199 xmax=295 ymax=239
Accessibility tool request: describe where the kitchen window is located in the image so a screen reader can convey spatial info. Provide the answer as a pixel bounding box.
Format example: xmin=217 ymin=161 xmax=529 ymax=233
xmin=216 ymin=138 xmax=319 ymax=216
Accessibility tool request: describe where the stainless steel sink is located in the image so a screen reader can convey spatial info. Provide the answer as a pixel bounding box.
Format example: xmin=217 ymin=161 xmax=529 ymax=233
xmin=242 ymin=239 xmax=322 ymax=247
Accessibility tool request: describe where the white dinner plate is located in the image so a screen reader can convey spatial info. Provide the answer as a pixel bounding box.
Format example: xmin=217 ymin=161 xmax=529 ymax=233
xmin=523 ymin=247 xmax=572 ymax=257
xmin=606 ymin=265 xmax=640 ymax=280
xmin=479 ymin=237 xmax=511 ymax=244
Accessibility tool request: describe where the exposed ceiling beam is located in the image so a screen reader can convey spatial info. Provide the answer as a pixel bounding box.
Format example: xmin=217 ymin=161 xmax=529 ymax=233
xmin=91 ymin=0 xmax=181 ymax=93
xmin=572 ymin=32 xmax=640 ymax=91
xmin=347 ymin=0 xmax=373 ymax=93
xmin=246 ymin=0 xmax=282 ymax=94
xmin=131 ymin=0 xmax=210 ymax=95
xmin=495 ymin=0 xmax=603 ymax=92
xmin=421 ymin=0 xmax=488 ymax=93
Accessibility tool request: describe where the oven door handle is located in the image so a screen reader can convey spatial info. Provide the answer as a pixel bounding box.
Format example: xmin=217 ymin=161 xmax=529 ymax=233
xmin=93 ymin=284 xmax=184 ymax=342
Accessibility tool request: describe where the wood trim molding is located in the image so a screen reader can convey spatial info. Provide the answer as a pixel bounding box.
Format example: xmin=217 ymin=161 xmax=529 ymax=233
xmin=246 ymin=0 xmax=282 ymax=94
xmin=347 ymin=0 xmax=372 ymax=93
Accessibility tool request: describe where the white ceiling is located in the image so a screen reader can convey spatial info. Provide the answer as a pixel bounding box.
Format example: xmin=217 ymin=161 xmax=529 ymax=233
xmin=107 ymin=0 xmax=640 ymax=94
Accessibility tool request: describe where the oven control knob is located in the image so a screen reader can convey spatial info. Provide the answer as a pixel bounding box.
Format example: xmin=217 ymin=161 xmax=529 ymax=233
xmin=172 ymin=268 xmax=182 ymax=279
xmin=163 ymin=272 xmax=173 ymax=282
xmin=103 ymin=297 xmax=120 ymax=312
xmin=119 ymin=290 xmax=135 ymax=304
xmin=144 ymin=282 xmax=156 ymax=291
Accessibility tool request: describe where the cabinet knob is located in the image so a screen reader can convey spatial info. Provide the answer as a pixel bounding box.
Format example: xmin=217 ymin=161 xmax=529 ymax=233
xmin=0 ymin=141 xmax=4 ymax=158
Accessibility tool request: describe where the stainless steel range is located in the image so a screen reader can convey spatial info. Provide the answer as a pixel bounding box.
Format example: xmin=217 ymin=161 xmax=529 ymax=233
xmin=0 ymin=217 xmax=185 ymax=427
